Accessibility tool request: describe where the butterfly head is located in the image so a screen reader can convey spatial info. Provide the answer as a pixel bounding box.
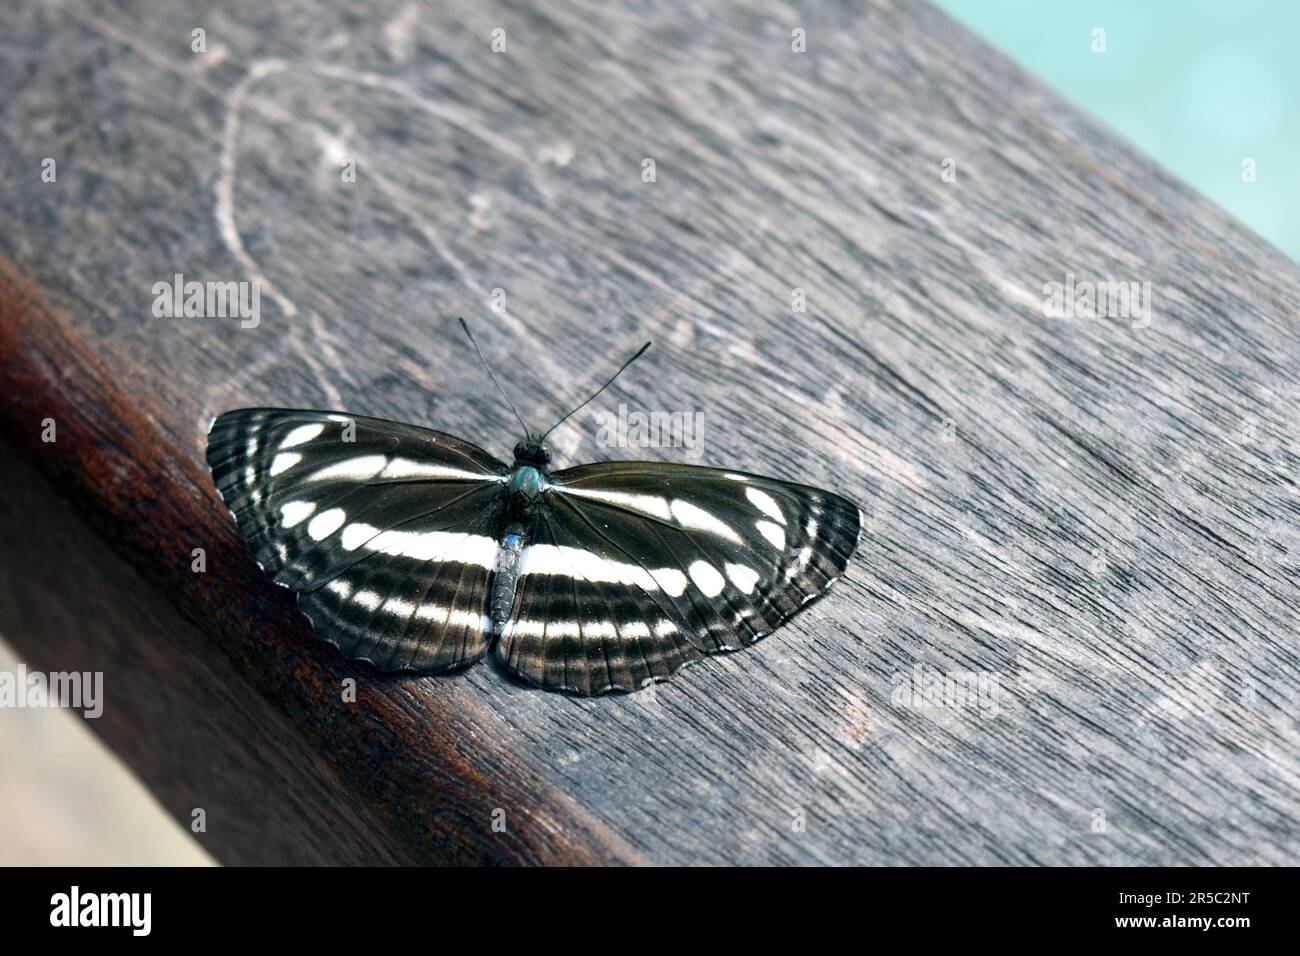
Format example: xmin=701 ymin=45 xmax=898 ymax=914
xmin=513 ymin=440 xmax=552 ymax=467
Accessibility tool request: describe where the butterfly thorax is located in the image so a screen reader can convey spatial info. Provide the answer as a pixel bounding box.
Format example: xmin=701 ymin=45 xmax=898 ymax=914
xmin=506 ymin=440 xmax=552 ymax=519
xmin=506 ymin=463 xmax=548 ymax=517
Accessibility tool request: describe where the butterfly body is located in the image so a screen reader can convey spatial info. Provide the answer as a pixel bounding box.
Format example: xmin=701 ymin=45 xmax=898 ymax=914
xmin=208 ymin=408 xmax=861 ymax=695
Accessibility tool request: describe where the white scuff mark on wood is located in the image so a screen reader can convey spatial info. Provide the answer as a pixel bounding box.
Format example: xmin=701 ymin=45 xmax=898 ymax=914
xmin=384 ymin=2 xmax=420 ymax=61
xmin=853 ymin=438 xmax=922 ymax=492
xmin=725 ymin=335 xmax=760 ymax=367
xmin=667 ymin=317 xmax=696 ymax=350
xmin=295 ymin=60 xmax=543 ymax=184
xmin=817 ymin=388 xmax=923 ymax=493
xmin=78 ymin=8 xmax=189 ymax=76
xmin=367 ymin=166 xmax=474 ymax=282
xmin=468 ymin=192 xmax=493 ymax=231
xmin=837 ymin=687 xmax=873 ymax=749
xmin=216 ymin=55 xmax=556 ymax=324
xmin=321 ymin=32 xmax=350 ymax=54
xmin=997 ymin=274 xmax=1048 ymax=316
xmin=312 ymin=122 xmax=355 ymax=169
xmin=304 ymin=312 xmax=348 ymax=408
xmin=538 ymin=142 xmax=575 ymax=167
xmin=1140 ymin=660 xmax=1244 ymax=725
xmin=947 ymin=609 xmax=1049 ymax=652
xmin=310 ymin=121 xmax=356 ymax=191
xmin=216 ymin=58 xmax=299 ymax=319
xmin=192 ymin=45 xmax=230 ymax=71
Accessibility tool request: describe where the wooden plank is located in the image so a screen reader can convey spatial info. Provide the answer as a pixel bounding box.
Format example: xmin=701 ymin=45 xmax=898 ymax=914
xmin=1 ymin=0 xmax=1297 ymax=865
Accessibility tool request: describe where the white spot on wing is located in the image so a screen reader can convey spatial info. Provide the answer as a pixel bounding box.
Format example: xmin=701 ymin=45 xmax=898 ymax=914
xmin=279 ymin=500 xmax=316 ymax=528
xmin=746 ymin=487 xmax=786 ymax=525
xmin=307 ymin=455 xmax=387 ymax=482
xmin=518 ymin=544 xmax=681 ymax=595
xmin=650 ymin=567 xmax=688 ymax=597
xmin=688 ymin=560 xmax=725 ymax=597
xmin=307 ymin=507 xmax=346 ymax=540
xmin=380 ymin=457 xmax=492 ymax=481
xmin=341 ymin=524 xmax=499 ymax=567
xmin=341 ymin=522 xmax=380 ymax=551
xmin=506 ymin=618 xmax=547 ymax=638
xmin=279 ymin=423 xmax=324 ymax=449
xmin=725 ymin=562 xmax=761 ymax=593
xmin=671 ymin=499 xmax=741 ymax=543
xmin=269 ymin=452 xmax=301 ymax=476
xmin=756 ymin=520 xmax=786 ymax=550
xmin=381 ymin=596 xmax=419 ymax=618
xmin=560 ymin=486 xmax=671 ymax=520
xmin=414 ymin=605 xmax=490 ymax=631
xmin=353 ymin=589 xmax=381 ymax=611
xmin=374 ymin=531 xmax=497 ymax=567
xmin=446 ymin=609 xmax=490 ymax=632
xmin=415 ymin=603 xmax=446 ymax=622
xmin=583 ymin=620 xmax=618 ymax=639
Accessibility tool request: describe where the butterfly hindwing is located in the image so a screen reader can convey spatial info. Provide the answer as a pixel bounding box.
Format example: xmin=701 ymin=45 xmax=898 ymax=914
xmin=494 ymin=462 xmax=861 ymax=694
xmin=495 ymin=515 xmax=705 ymax=694
xmin=206 ymin=408 xmax=509 ymax=671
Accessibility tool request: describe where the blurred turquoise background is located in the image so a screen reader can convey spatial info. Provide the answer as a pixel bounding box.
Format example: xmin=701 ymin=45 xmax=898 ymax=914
xmin=935 ymin=0 xmax=1299 ymax=262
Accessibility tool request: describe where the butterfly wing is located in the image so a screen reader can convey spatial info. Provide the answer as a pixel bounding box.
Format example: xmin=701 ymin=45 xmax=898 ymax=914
xmin=494 ymin=462 xmax=861 ymax=694
xmin=206 ymin=408 xmax=509 ymax=672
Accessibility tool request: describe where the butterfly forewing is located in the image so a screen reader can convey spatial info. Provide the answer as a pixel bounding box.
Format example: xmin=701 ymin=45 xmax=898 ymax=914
xmin=207 ymin=408 xmax=509 ymax=671
xmin=495 ymin=462 xmax=861 ymax=694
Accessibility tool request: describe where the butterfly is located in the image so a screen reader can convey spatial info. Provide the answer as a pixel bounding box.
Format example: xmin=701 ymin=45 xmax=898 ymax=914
xmin=206 ymin=321 xmax=861 ymax=695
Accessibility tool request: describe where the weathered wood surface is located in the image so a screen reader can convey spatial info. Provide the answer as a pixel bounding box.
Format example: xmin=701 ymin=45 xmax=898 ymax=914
xmin=2 ymin=0 xmax=1298 ymax=865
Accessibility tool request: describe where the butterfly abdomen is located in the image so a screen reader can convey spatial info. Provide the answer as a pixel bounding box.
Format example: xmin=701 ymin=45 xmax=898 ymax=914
xmin=490 ymin=526 xmax=527 ymax=635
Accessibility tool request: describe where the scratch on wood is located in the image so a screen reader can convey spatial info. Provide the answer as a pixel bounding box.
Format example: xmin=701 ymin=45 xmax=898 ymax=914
xmin=217 ymin=59 xmax=300 ymax=319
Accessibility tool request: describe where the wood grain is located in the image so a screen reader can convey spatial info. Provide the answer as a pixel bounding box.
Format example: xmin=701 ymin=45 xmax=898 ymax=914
xmin=1 ymin=0 xmax=1298 ymax=864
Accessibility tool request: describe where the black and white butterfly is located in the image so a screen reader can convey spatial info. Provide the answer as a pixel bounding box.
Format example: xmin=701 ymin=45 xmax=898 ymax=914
xmin=207 ymin=323 xmax=861 ymax=695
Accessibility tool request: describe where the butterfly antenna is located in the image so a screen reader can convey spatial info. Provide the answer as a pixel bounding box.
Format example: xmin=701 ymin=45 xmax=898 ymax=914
xmin=539 ymin=341 xmax=652 ymax=443
xmin=459 ymin=317 xmax=533 ymax=440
